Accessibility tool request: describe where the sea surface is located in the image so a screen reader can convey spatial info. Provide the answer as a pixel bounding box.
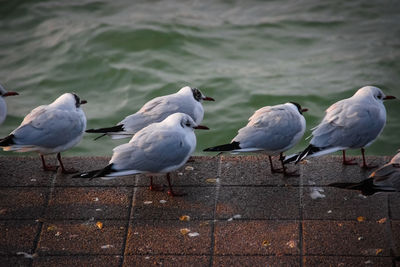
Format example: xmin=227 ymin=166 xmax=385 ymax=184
xmin=1 ymin=0 xmax=400 ymax=158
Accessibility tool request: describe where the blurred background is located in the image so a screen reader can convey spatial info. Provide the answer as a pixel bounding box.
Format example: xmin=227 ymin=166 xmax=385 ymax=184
xmin=0 ymin=0 xmax=399 ymax=157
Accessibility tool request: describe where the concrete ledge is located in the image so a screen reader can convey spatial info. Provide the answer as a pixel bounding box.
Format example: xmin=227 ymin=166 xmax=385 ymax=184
xmin=0 ymin=155 xmax=399 ymax=266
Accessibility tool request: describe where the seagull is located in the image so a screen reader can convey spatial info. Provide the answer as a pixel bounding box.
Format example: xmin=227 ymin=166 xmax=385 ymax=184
xmin=0 ymin=84 xmax=19 ymax=125
xmin=74 ymin=113 xmax=209 ymax=196
xmin=203 ymin=102 xmax=308 ymax=176
xmin=86 ymin=86 xmax=214 ymax=139
xmin=0 ymin=93 xmax=87 ymax=173
xmin=286 ymin=86 xmax=396 ymax=168
xmin=329 ymin=150 xmax=400 ymax=195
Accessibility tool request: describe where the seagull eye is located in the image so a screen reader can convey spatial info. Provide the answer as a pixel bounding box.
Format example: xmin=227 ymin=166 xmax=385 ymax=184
xmin=377 ymin=94 xmax=382 ymax=99
xmin=185 ymin=122 xmax=191 ymax=127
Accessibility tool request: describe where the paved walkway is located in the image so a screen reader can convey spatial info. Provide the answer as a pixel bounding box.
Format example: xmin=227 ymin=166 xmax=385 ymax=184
xmin=0 ymin=155 xmax=399 ymax=266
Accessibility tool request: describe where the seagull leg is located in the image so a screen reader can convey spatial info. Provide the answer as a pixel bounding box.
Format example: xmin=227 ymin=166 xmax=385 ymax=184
xmin=342 ymin=150 xmax=357 ymax=165
xmin=360 ymin=148 xmax=378 ymax=169
xmin=166 ymin=173 xmax=186 ymax=197
xmin=57 ymin=153 xmax=78 ymax=174
xmin=280 ymin=153 xmax=299 ymax=177
xmin=40 ymin=154 xmax=58 ymax=172
xmin=269 ymin=156 xmax=283 ymax=173
xmin=149 ymin=176 xmax=164 ymax=191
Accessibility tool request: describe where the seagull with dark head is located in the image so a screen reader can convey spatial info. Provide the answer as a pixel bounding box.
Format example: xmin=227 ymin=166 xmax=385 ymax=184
xmin=204 ymin=102 xmax=308 ymax=176
xmin=86 ymin=86 xmax=214 ymax=139
xmin=0 ymin=93 xmax=87 ymax=173
xmin=285 ymin=86 xmax=396 ymax=168
xmin=75 ymin=113 xmax=209 ymax=196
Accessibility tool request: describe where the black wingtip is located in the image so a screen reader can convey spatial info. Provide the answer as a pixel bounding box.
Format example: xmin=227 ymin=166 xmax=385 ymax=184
xmin=204 ymin=141 xmax=241 ymax=152
xmin=86 ymin=125 xmax=124 ymax=134
xmin=283 ymin=153 xmax=300 ymax=164
xmin=0 ymin=134 xmax=15 ymax=147
xmin=72 ymin=164 xmax=114 ymax=179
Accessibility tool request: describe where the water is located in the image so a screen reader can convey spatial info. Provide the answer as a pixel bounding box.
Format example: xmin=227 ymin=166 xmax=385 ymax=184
xmin=1 ymin=0 xmax=400 ymax=158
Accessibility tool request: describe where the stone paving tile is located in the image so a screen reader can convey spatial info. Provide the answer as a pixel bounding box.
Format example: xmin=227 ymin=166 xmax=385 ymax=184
xmin=300 ymin=155 xmax=389 ymax=186
xmin=303 ymin=256 xmax=393 ymax=266
xmin=216 ymin=186 xmax=299 ymax=220
xmin=125 ymin=220 xmax=212 ymax=255
xmin=0 ymin=256 xmax=31 ymax=267
xmin=392 ymin=220 xmax=400 ymax=257
xmin=55 ymin=157 xmax=138 ymax=187
xmin=213 ymin=255 xmax=300 ymax=266
xmin=37 ymin=220 xmax=125 ymax=255
xmin=45 ymin=187 xmax=131 ymax=220
xmin=132 ymin=187 xmax=215 ymax=220
xmin=0 ymin=187 xmax=47 ymax=219
xmin=0 ymin=220 xmax=39 ymax=255
xmin=0 ymin=156 xmax=54 ymax=186
xmin=135 ymin=156 xmax=220 ymax=187
xmin=32 ymin=255 xmax=121 ymax=267
xmin=214 ymin=220 xmax=299 ymax=256
xmin=302 ymin=187 xmax=388 ymax=220
xmin=303 ymin=220 xmax=391 ymax=256
xmin=123 ymin=255 xmax=210 ymax=267
xmin=219 ymin=155 xmax=301 ymax=186
xmin=390 ymin=193 xmax=400 ymax=220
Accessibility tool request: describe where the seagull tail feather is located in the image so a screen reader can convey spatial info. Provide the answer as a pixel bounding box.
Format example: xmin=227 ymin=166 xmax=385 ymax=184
xmin=72 ymin=164 xmax=114 ymax=180
xmin=86 ymin=125 xmax=124 ymax=134
xmin=0 ymin=134 xmax=15 ymax=147
xmin=295 ymin=144 xmax=322 ymax=164
xmin=203 ymin=141 xmax=241 ymax=152
xmin=329 ymin=179 xmax=380 ymax=196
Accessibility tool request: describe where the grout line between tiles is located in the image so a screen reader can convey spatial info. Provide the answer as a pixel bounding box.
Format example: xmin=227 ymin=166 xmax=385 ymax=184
xmin=119 ymin=176 xmax=138 ymax=267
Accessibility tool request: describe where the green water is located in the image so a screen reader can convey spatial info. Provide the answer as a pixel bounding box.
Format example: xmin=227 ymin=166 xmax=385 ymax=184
xmin=1 ymin=0 xmax=399 ymax=158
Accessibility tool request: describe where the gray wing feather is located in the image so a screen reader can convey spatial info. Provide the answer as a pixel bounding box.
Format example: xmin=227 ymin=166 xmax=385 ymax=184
xmin=121 ymin=95 xmax=196 ymax=133
xmin=311 ymin=103 xmax=384 ymax=148
xmin=12 ymin=106 xmax=85 ymax=148
xmin=234 ymin=106 xmax=303 ymax=151
xmin=111 ymin=127 xmax=192 ymax=172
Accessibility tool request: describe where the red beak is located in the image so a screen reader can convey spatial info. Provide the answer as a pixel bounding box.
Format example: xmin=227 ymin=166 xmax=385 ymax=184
xmin=3 ymin=91 xmax=19 ymax=97
xmin=80 ymin=100 xmax=87 ymax=105
xmin=301 ymin=108 xmax=308 ymax=113
xmin=383 ymin=95 xmax=396 ymax=100
xmin=202 ymin=96 xmax=215 ymax=101
xmin=194 ymin=125 xmax=209 ymax=130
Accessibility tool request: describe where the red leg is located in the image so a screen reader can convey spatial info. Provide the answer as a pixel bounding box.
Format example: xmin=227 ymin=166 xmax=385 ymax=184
xmin=57 ymin=153 xmax=78 ymax=174
xmin=166 ymin=173 xmax=186 ymax=197
xmin=149 ymin=176 xmax=164 ymax=191
xmin=342 ymin=150 xmax=357 ymax=165
xmin=360 ymin=148 xmax=378 ymax=169
xmin=40 ymin=154 xmax=57 ymax=172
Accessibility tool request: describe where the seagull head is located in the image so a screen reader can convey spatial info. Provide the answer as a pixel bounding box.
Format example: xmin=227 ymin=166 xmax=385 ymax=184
xmin=354 ymin=86 xmax=396 ymax=102
xmin=52 ymin=93 xmax=87 ymax=109
xmin=178 ymin=86 xmax=215 ymax=102
xmin=164 ymin=113 xmax=209 ymax=131
xmin=288 ymin=102 xmax=308 ymax=115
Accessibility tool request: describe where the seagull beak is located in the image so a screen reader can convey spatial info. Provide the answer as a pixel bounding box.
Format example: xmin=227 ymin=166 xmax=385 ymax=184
xmin=80 ymin=100 xmax=87 ymax=105
xmin=202 ymin=96 xmax=215 ymax=101
xmin=3 ymin=91 xmax=19 ymax=97
xmin=301 ymin=108 xmax=308 ymax=113
xmin=194 ymin=125 xmax=209 ymax=130
xmin=383 ymin=95 xmax=396 ymax=100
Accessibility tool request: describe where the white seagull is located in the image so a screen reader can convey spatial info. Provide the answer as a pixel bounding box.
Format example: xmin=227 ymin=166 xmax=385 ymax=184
xmin=86 ymin=86 xmax=214 ymax=139
xmin=0 ymin=84 xmax=19 ymax=125
xmin=74 ymin=113 xmax=209 ymax=196
xmin=329 ymin=150 xmax=400 ymax=195
xmin=288 ymin=86 xmax=396 ymax=168
xmin=203 ymin=102 xmax=308 ymax=176
xmin=0 ymin=93 xmax=87 ymax=173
